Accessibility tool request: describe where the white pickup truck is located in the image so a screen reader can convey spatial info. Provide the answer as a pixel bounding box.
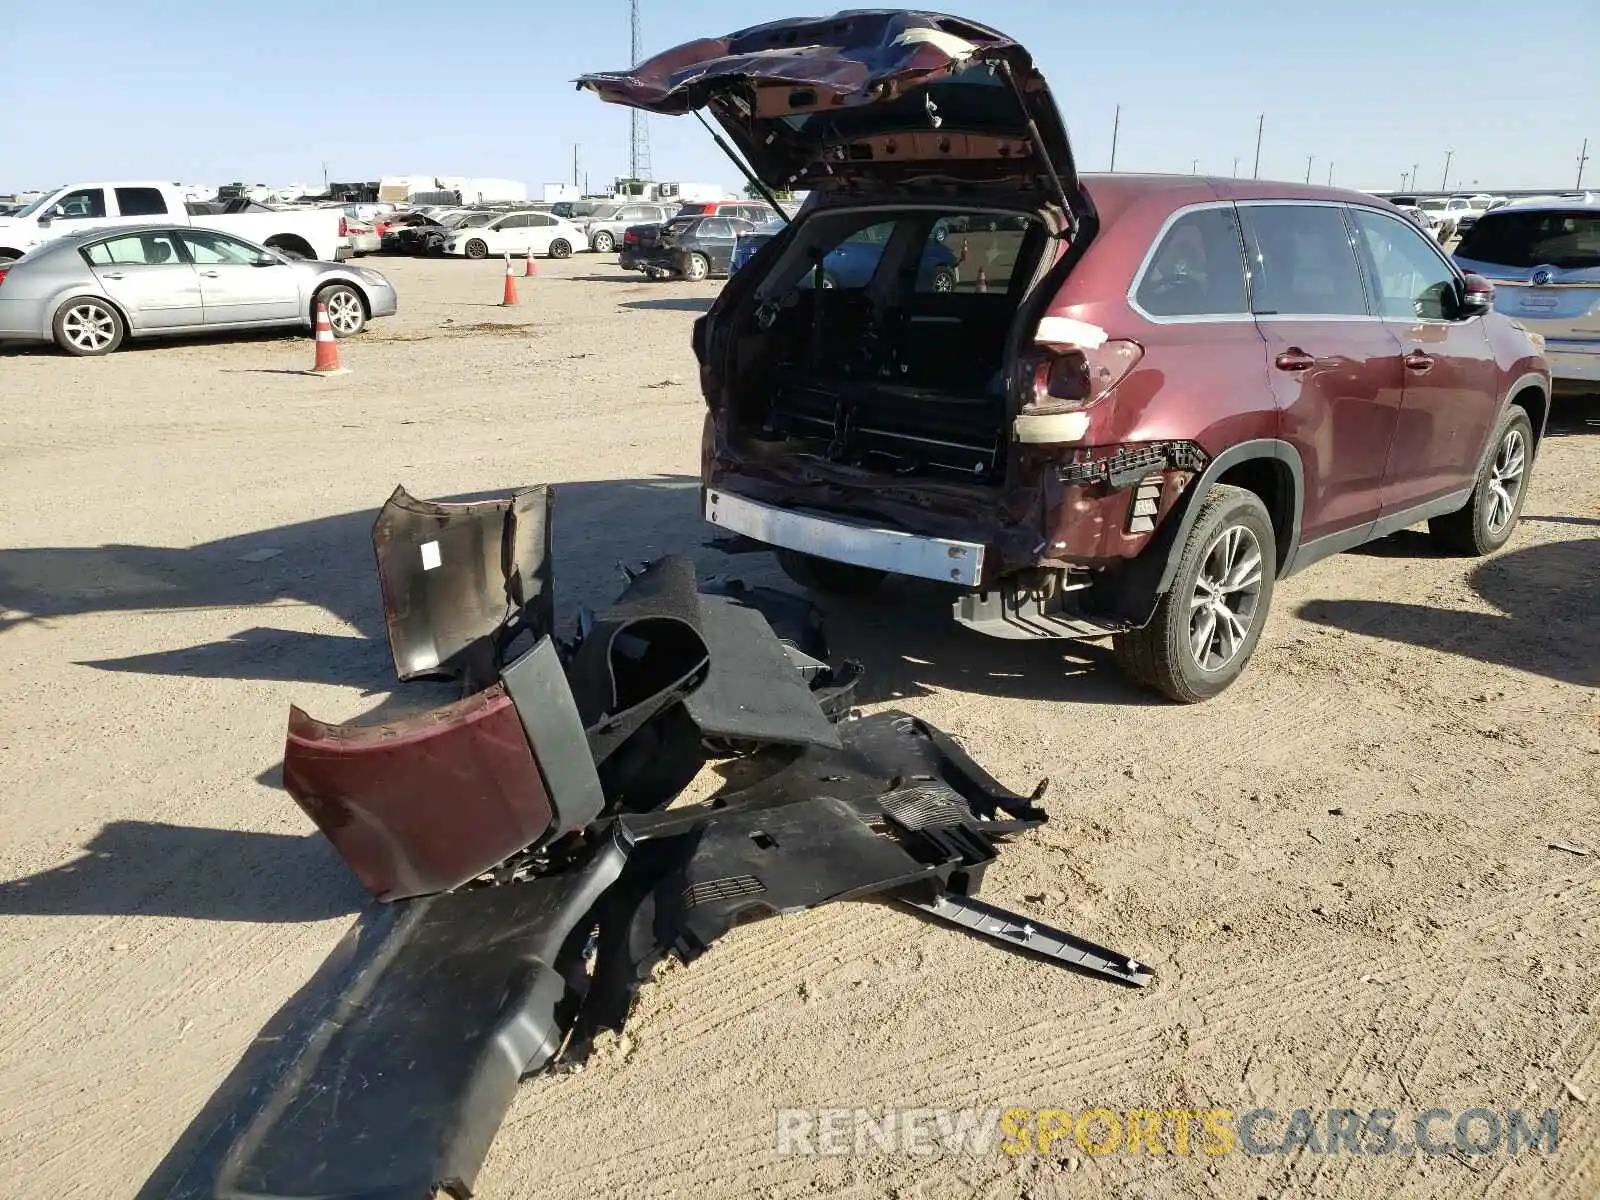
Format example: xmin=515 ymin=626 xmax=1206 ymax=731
xmin=0 ymin=181 xmax=344 ymax=264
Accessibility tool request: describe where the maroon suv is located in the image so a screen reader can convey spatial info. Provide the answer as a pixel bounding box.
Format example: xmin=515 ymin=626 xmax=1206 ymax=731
xmin=582 ymin=10 xmax=1550 ymax=701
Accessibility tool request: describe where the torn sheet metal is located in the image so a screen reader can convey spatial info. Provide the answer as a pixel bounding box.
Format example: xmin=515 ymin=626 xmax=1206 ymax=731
xmin=283 ymin=686 xmax=554 ymax=901
xmin=373 ymin=484 xmax=553 ymax=686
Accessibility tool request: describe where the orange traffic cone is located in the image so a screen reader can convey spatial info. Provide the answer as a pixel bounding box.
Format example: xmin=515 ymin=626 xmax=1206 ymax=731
xmin=524 ymin=249 xmax=538 ymax=278
xmin=501 ymin=255 xmax=519 ymax=306
xmin=975 ymin=266 xmax=988 ymax=294
xmin=310 ymin=302 xmax=345 ymax=375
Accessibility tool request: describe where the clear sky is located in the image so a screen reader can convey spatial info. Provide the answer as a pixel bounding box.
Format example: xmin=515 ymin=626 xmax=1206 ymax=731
xmin=3 ymin=1 xmax=1594 ymax=195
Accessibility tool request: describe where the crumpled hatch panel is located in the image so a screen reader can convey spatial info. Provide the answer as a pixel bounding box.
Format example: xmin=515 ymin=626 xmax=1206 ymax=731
xmin=576 ymin=10 xmax=1079 ymax=195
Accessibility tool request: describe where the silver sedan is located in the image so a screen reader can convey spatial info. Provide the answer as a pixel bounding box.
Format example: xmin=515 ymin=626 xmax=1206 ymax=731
xmin=0 ymin=224 xmax=398 ymax=355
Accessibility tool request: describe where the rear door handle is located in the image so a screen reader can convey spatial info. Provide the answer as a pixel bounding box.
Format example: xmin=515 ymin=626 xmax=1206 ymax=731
xmin=199 ymin=269 xmax=220 ymax=278
xmin=1404 ymin=350 xmax=1435 ymax=374
xmin=1274 ymin=348 xmax=1317 ymax=372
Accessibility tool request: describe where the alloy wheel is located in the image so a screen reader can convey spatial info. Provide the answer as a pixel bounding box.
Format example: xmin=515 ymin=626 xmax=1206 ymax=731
xmin=1486 ymin=428 xmax=1526 ymax=535
xmin=324 ymin=290 xmax=363 ymax=335
xmin=1188 ymin=524 xmax=1265 ymax=672
xmin=62 ymin=303 xmax=117 ymax=352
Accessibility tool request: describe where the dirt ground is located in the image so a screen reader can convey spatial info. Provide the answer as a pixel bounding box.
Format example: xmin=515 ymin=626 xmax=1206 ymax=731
xmin=1 ymin=254 xmax=1596 ymax=1200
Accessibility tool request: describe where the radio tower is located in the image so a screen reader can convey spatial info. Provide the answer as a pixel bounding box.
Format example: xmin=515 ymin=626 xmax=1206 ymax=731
xmin=629 ymin=0 xmax=652 ymax=182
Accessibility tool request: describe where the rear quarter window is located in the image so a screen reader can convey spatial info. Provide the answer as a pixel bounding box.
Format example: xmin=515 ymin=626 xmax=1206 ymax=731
xmin=1134 ymin=207 xmax=1250 ymax=317
xmin=114 ymin=187 xmax=169 ymax=217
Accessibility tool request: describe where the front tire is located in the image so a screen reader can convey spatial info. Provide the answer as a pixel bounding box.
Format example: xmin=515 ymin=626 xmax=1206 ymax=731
xmin=53 ymin=297 xmax=125 ymax=356
xmin=548 ymin=239 xmax=572 ymax=260
xmin=591 ymin=230 xmax=615 ymax=253
xmin=776 ymin=550 xmax=887 ymax=597
xmin=463 ymin=239 xmax=488 ymax=259
xmin=1428 ymin=406 xmax=1533 ymax=555
xmin=1113 ymin=484 xmax=1276 ymax=703
xmin=316 ymin=284 xmax=367 ymax=337
xmin=930 ymin=267 xmax=956 ymax=293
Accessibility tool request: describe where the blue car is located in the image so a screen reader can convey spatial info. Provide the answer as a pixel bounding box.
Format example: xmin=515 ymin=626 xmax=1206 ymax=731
xmin=729 ymin=220 xmax=960 ymax=291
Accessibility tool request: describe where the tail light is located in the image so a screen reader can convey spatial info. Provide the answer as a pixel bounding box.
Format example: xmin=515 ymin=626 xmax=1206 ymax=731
xmin=1016 ymin=339 xmax=1144 ymax=413
xmin=0 ymin=268 xmax=8 ymax=289
xmin=338 ymin=217 xmax=349 ymax=237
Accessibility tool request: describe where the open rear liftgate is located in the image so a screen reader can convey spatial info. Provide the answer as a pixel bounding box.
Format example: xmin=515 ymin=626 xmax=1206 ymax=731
xmin=144 ymin=483 xmax=1152 ymax=1200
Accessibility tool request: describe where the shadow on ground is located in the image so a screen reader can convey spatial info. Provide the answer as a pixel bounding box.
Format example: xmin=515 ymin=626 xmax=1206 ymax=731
xmin=619 ymin=297 xmax=716 ymax=313
xmin=1297 ymin=537 xmax=1598 ymax=687
xmin=0 ymin=820 xmax=365 ymax=923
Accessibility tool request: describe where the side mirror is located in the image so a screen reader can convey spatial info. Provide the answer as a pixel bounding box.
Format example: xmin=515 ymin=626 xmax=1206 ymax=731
xmin=37 ymin=215 xmax=52 ymax=227
xmin=252 ymin=254 xmax=282 ymax=267
xmin=1460 ymin=273 xmax=1494 ymax=317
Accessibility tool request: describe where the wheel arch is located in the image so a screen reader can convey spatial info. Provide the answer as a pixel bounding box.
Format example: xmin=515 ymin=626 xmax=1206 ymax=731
xmin=264 ymin=234 xmax=315 ymax=261
xmin=1154 ymin=439 xmax=1305 ymax=592
xmin=1503 ymin=372 xmax=1549 ymax=450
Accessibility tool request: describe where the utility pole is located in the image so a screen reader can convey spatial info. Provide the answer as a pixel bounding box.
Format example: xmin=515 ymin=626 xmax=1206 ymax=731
xmin=1579 ymin=138 xmax=1591 ymax=189
xmin=573 ymin=144 xmax=580 ymax=188
xmin=1400 ymin=170 xmax=1410 ymax=191
xmin=1412 ymin=163 xmax=1420 ymax=193
xmin=1233 ymin=156 xmax=1240 ymax=177
xmin=1327 ymin=161 xmax=1334 ymax=185
xmin=1191 ymin=158 xmax=1199 ymax=175
xmin=1305 ymin=154 xmax=1314 ymax=184
xmin=1252 ymin=114 xmax=1264 ymax=179
xmin=1440 ymin=149 xmax=1453 ymax=191
xmin=322 ymin=161 xmax=328 ymax=192
xmin=628 ymin=0 xmax=652 ymax=182
xmin=1109 ymin=105 xmax=1120 ymax=171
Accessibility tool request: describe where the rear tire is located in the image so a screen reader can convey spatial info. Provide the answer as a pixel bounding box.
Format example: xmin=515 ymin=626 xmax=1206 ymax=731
xmin=776 ymin=550 xmax=887 ymax=597
xmin=1112 ymin=484 xmax=1276 ymax=703
xmin=684 ymin=252 xmax=710 ymax=282
xmin=1427 ymin=406 xmax=1533 ymax=555
xmin=53 ymin=296 xmax=125 ymax=356
xmin=548 ymin=239 xmax=572 ymax=260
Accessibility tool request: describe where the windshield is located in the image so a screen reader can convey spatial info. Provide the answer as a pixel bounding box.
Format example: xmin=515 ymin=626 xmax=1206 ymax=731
xmin=13 ymin=192 xmax=59 ymax=219
xmin=1457 ymin=210 xmax=1600 ymax=270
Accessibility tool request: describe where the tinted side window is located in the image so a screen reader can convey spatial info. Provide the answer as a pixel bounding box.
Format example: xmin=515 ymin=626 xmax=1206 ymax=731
xmin=1239 ymin=204 xmax=1369 ymax=317
xmin=1134 ymin=207 xmax=1249 ymax=316
xmin=1350 ymin=208 xmax=1459 ymax=321
xmin=699 ymin=219 xmax=731 ymax=239
xmin=114 ymin=187 xmax=169 ymax=217
xmin=499 ymin=214 xmax=531 ymax=229
xmin=528 ymin=214 xmax=555 ymax=227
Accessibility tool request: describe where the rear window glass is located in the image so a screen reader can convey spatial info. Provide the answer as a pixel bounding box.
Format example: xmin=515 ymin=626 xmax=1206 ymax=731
xmin=1135 ymin=208 xmax=1249 ymax=317
xmin=1239 ymin=204 xmax=1369 ymax=317
xmin=1456 ymin=210 xmax=1600 ymax=270
xmin=114 ymin=187 xmax=168 ymax=217
xmin=83 ymin=232 xmax=183 ymax=266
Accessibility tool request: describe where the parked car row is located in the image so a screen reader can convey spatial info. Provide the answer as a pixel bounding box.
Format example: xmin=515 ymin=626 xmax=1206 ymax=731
xmin=0 ymin=224 xmax=396 ymax=355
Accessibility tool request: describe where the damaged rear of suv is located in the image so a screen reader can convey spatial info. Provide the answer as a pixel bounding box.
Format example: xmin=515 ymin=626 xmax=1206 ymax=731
xmin=581 ymin=10 xmax=1548 ymax=703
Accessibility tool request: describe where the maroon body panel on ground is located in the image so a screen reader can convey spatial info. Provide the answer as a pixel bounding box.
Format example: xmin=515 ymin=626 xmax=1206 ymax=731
xmin=283 ymin=686 xmax=554 ymax=901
